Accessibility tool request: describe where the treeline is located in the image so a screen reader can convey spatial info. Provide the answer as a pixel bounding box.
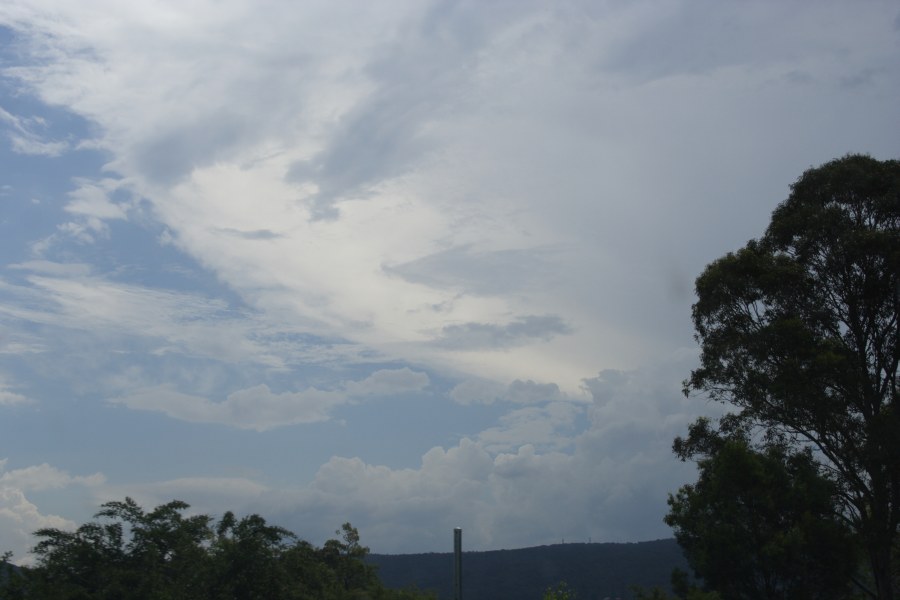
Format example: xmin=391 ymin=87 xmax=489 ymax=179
xmin=0 ymin=497 xmax=434 ymax=600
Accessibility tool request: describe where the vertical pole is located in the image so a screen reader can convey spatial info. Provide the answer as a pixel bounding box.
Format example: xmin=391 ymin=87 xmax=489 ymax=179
xmin=453 ymin=527 xmax=462 ymax=600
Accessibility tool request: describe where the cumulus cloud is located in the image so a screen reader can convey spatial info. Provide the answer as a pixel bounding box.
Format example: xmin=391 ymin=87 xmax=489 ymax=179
xmin=476 ymin=402 xmax=583 ymax=453
xmin=0 ymin=460 xmax=104 ymax=564
xmin=252 ymin=350 xmax=713 ymax=552
xmin=0 ymin=462 xmax=105 ymax=491
xmin=0 ymin=488 xmax=74 ymax=564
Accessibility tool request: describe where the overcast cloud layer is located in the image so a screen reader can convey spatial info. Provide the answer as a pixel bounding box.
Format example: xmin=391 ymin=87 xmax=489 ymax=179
xmin=1 ymin=0 xmax=898 ymax=562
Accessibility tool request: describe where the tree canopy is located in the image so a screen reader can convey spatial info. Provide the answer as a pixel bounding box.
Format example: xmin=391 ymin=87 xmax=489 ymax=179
xmin=667 ymin=423 xmax=857 ymax=599
xmin=0 ymin=497 xmax=435 ymax=600
xmin=679 ymin=154 xmax=899 ymax=599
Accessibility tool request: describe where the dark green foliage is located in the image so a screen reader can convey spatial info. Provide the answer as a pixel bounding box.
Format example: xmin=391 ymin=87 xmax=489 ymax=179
xmin=632 ymin=570 xmax=721 ymax=600
xmin=543 ymin=581 xmax=576 ymax=599
xmin=0 ymin=552 xmax=28 ymax=600
xmin=0 ymin=498 xmax=435 ymax=600
xmin=667 ymin=431 xmax=857 ymax=599
xmin=682 ymin=154 xmax=900 ymax=599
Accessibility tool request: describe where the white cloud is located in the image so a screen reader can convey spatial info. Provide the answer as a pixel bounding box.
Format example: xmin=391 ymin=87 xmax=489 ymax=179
xmin=0 ymin=266 xmax=289 ymax=368
xmin=8 ymin=133 xmax=68 ymax=157
xmin=0 ymin=463 xmax=105 ymax=491
xmin=0 ymin=375 xmax=32 ymax=405
xmin=96 ymin=476 xmax=269 ymax=517
xmin=111 ymin=385 xmax=343 ymax=431
xmin=0 ymin=389 xmax=29 ymax=405
xmin=476 ymin=401 xmax=582 ymax=453
xmin=110 ymin=367 xmax=430 ymax=430
xmin=3 ymin=0 xmax=896 ymax=394
xmin=0 ymin=488 xmax=74 ymax=564
xmin=342 ymin=367 xmax=430 ymax=397
xmin=64 ymin=178 xmax=129 ymax=221
xmin=0 ymin=105 xmax=68 ymax=156
xmin=253 ymin=350 xmax=713 ymax=552
xmin=0 ymin=460 xmax=105 ymax=564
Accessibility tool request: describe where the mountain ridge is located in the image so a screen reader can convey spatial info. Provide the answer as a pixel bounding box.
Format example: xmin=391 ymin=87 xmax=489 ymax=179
xmin=368 ymin=538 xmax=689 ymax=600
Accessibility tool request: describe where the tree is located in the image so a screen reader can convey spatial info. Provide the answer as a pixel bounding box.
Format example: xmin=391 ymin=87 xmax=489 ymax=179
xmin=631 ymin=569 xmax=721 ymax=600
xmin=208 ymin=511 xmax=298 ymax=599
xmin=0 ymin=551 xmax=28 ymax=600
xmin=13 ymin=497 xmax=434 ymax=600
xmin=321 ymin=522 xmax=377 ymax=594
xmin=543 ymin=581 xmax=576 ymax=600
xmin=683 ymin=154 xmax=900 ymax=598
xmin=667 ymin=423 xmax=857 ymax=599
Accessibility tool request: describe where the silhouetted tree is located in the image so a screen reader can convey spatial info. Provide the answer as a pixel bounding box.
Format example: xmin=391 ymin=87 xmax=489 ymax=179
xmin=5 ymin=497 xmax=434 ymax=600
xmin=668 ymin=424 xmax=857 ymax=599
xmin=682 ymin=154 xmax=900 ymax=599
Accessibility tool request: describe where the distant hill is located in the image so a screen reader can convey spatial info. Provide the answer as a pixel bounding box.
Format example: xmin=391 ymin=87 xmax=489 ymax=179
xmin=368 ymin=538 xmax=689 ymax=600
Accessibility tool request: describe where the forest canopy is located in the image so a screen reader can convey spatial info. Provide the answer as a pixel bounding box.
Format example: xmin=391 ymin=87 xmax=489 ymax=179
xmin=0 ymin=497 xmax=434 ymax=600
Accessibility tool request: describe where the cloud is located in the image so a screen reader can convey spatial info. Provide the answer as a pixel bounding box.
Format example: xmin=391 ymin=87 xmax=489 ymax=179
xmin=217 ymin=228 xmax=282 ymax=241
xmin=0 ymin=105 xmax=68 ymax=156
xmin=0 ymin=388 xmax=29 ymax=406
xmin=96 ymin=476 xmax=269 ymax=516
xmin=0 ymin=488 xmax=74 ymax=564
xmin=254 ymin=350 xmax=714 ymax=553
xmin=0 ymin=460 xmax=104 ymax=564
xmin=476 ymin=401 xmax=583 ymax=453
xmin=342 ymin=367 xmax=430 ymax=397
xmin=4 ymin=0 xmax=895 ymax=392
xmin=0 ymin=462 xmax=105 ymax=491
xmin=0 ymin=374 xmax=32 ymax=405
xmin=0 ymin=265 xmax=288 ymax=367
xmin=64 ymin=178 xmax=129 ymax=221
xmin=449 ymin=378 xmax=508 ymax=405
xmin=0 ymin=0 xmax=897 ymax=558
xmin=110 ymin=368 xmax=430 ymax=430
xmin=450 ymin=378 xmax=565 ymax=405
xmin=385 ymin=245 xmax=561 ymax=295
xmin=435 ymin=315 xmax=572 ymax=350
xmin=111 ymin=385 xmax=344 ymax=431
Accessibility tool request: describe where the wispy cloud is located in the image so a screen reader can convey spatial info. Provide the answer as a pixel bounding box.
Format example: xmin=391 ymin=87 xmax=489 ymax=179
xmin=110 ymin=368 xmax=429 ymax=430
xmin=0 ymin=105 xmax=68 ymax=156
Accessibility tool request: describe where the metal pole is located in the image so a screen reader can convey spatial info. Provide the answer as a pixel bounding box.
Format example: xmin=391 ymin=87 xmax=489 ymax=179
xmin=453 ymin=527 xmax=462 ymax=600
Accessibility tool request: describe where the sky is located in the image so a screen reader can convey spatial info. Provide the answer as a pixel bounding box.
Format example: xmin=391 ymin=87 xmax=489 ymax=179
xmin=0 ymin=0 xmax=898 ymax=563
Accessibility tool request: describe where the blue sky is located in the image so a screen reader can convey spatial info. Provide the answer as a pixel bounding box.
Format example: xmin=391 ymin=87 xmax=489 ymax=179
xmin=1 ymin=0 xmax=899 ymax=562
